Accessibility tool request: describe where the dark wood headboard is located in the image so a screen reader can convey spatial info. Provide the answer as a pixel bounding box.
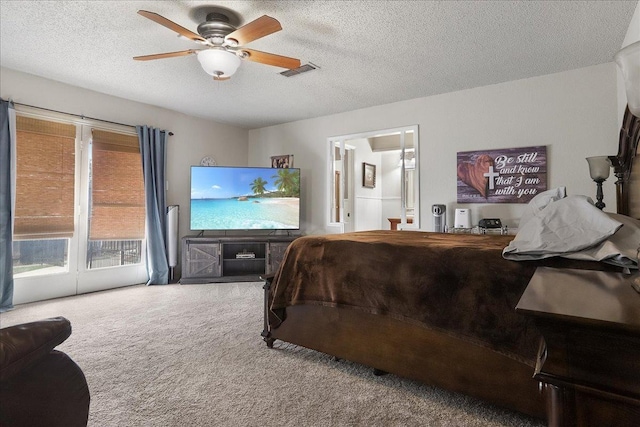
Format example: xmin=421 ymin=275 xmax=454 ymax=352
xmin=610 ymin=106 xmax=640 ymax=218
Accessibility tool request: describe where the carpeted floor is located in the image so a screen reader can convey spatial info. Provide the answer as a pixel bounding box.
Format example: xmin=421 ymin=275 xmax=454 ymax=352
xmin=0 ymin=282 xmax=545 ymax=426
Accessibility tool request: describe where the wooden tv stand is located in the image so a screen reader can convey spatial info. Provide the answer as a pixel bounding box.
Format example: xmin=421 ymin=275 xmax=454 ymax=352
xmin=180 ymin=235 xmax=297 ymax=284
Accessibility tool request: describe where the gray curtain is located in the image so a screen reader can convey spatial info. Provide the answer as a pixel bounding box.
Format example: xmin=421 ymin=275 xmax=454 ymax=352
xmin=137 ymin=126 xmax=169 ymax=285
xmin=0 ymin=99 xmax=15 ymax=311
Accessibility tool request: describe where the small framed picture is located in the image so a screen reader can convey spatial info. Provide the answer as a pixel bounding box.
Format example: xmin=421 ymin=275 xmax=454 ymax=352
xmin=362 ymin=162 xmax=376 ymax=188
xmin=271 ymin=154 xmax=294 ymax=168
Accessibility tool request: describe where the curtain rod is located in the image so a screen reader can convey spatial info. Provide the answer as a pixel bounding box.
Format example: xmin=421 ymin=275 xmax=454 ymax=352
xmin=10 ymin=101 xmax=174 ymax=136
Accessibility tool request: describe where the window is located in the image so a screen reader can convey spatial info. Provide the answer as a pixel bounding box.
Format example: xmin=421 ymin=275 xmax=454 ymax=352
xmin=11 ymin=107 xmax=148 ymax=303
xmin=12 ymin=114 xmax=147 ymax=277
xmin=87 ymin=129 xmax=145 ymax=269
xmin=12 ymin=116 xmax=76 ymax=276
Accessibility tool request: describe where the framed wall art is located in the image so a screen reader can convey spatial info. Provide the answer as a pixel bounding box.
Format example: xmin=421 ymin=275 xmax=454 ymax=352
xmin=271 ymin=154 xmax=294 ymax=168
xmin=362 ymin=162 xmax=376 ymax=188
xmin=457 ymin=145 xmax=547 ymax=203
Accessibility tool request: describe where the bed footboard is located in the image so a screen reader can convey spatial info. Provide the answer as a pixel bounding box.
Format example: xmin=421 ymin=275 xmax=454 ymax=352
xmin=262 ymin=276 xmax=545 ymax=419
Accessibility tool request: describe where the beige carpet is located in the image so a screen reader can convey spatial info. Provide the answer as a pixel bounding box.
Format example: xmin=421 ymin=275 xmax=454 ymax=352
xmin=0 ymin=282 xmax=544 ymax=427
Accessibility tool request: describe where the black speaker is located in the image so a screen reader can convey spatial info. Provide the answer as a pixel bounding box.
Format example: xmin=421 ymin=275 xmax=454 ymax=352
xmin=432 ymin=204 xmax=446 ymax=233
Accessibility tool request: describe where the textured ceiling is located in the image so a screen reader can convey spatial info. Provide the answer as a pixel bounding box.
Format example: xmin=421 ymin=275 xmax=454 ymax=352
xmin=0 ymin=1 xmax=636 ymax=129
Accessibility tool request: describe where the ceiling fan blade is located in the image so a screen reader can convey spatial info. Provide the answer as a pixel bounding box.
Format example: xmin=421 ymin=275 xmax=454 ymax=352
xmin=241 ymin=48 xmax=301 ymax=69
xmin=226 ymin=15 xmax=282 ymax=46
xmin=138 ymin=10 xmax=207 ymax=44
xmin=133 ymin=49 xmax=199 ymax=61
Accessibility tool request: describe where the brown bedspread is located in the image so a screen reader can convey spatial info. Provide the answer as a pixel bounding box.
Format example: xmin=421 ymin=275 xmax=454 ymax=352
xmin=270 ymin=231 xmax=614 ymax=364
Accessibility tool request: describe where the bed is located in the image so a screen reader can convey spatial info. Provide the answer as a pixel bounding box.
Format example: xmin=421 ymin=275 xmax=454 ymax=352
xmin=261 ymin=108 xmax=640 ymax=420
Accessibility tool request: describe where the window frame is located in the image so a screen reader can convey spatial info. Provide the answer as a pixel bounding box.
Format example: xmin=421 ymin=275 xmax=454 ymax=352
xmin=11 ymin=105 xmax=148 ymax=304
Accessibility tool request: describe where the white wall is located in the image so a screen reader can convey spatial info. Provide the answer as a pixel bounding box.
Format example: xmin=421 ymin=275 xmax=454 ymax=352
xmin=249 ymin=63 xmax=620 ymax=234
xmin=617 ymin=0 xmax=640 ymax=122
xmin=1 ymin=67 xmax=249 ymax=274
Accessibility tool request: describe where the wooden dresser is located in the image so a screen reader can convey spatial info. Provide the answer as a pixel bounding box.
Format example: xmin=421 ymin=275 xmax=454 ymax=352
xmin=516 ymin=267 xmax=640 ymax=426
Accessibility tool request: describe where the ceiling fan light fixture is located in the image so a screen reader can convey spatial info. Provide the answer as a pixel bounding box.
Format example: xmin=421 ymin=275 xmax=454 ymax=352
xmin=136 ymin=10 xmax=300 ymax=79
xmin=196 ymin=49 xmax=241 ymax=78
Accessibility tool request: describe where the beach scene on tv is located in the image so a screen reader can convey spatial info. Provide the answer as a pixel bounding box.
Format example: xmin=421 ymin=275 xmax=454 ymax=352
xmin=190 ymin=167 xmax=300 ymax=230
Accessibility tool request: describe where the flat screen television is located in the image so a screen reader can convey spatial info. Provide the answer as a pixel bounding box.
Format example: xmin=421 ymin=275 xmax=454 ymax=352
xmin=190 ymin=166 xmax=300 ymax=231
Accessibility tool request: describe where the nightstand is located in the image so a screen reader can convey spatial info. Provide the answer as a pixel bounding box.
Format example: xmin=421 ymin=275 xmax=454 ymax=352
xmin=516 ymin=267 xmax=640 ymax=427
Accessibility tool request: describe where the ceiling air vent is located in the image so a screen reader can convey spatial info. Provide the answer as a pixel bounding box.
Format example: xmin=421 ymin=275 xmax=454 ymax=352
xmin=280 ymin=63 xmax=317 ymax=77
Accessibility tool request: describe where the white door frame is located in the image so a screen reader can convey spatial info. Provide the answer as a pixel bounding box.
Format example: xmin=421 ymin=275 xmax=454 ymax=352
xmin=327 ymin=125 xmax=420 ymax=233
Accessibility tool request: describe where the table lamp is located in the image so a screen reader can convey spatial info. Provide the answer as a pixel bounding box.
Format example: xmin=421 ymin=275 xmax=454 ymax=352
xmin=586 ymin=156 xmax=611 ymax=210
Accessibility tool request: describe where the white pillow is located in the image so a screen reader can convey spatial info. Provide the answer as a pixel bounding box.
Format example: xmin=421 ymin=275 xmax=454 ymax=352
xmin=566 ymin=213 xmax=640 ymax=268
xmin=518 ymin=186 xmax=566 ymax=228
xmin=503 ymin=195 xmax=622 ymax=260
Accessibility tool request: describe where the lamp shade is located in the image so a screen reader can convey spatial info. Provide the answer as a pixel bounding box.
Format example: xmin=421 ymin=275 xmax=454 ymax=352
xmin=586 ymin=156 xmax=611 ymax=180
xmin=196 ymin=49 xmax=241 ymax=78
xmin=614 ymin=40 xmax=640 ymax=117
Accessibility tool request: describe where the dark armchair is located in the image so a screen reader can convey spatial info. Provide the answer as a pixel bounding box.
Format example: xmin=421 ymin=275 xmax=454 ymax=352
xmin=0 ymin=316 xmax=90 ymax=427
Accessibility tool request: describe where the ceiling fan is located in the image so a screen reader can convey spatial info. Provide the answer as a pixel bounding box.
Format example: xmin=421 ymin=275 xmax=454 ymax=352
xmin=134 ymin=10 xmax=301 ymax=80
